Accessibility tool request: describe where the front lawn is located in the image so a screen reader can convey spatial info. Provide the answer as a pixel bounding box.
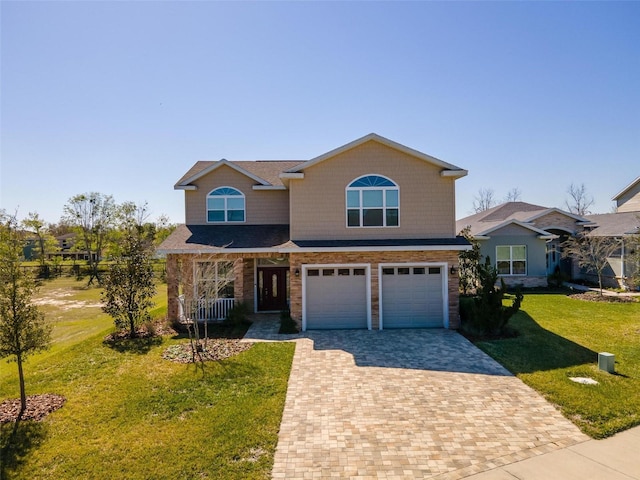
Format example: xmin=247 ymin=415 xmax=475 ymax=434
xmin=0 ymin=277 xmax=295 ymax=480
xmin=473 ymin=292 xmax=640 ymax=439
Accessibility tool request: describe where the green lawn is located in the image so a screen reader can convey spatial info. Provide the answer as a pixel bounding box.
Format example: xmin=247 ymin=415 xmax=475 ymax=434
xmin=1 ymin=277 xmax=295 ymax=480
xmin=474 ymin=292 xmax=640 ymax=439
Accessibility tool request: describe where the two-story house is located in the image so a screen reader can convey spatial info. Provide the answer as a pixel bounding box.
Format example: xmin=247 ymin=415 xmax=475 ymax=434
xmin=158 ymin=134 xmax=470 ymax=330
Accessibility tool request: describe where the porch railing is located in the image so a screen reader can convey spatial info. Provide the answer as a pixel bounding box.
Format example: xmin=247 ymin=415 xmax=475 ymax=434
xmin=178 ymin=295 xmax=236 ymax=322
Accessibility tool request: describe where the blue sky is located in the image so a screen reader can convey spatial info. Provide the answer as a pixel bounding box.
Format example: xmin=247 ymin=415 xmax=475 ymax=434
xmin=1 ymin=1 xmax=639 ymax=225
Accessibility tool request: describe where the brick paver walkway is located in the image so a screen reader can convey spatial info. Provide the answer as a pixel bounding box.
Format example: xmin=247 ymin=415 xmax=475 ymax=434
xmin=244 ymin=321 xmax=589 ymax=479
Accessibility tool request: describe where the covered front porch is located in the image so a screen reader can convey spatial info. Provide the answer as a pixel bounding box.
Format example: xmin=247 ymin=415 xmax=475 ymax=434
xmin=166 ymin=253 xmax=291 ymax=323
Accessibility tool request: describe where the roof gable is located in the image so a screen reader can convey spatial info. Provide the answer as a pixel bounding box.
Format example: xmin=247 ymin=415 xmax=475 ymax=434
xmin=474 ymin=219 xmax=557 ymax=239
xmin=613 ymin=176 xmax=640 ymax=201
xmin=175 ymin=159 xmax=304 ymax=190
xmin=283 ymin=133 xmax=467 ymax=178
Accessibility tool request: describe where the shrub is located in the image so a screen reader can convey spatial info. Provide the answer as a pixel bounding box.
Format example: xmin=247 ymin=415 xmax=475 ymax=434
xmin=547 ymin=265 xmax=569 ymax=288
xmin=279 ymin=308 xmax=299 ymax=334
xmin=461 ymin=257 xmax=523 ymax=338
xmin=225 ymin=301 xmax=252 ymax=326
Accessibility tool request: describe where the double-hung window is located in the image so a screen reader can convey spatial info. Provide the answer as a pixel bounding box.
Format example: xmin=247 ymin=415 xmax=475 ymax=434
xmin=207 ymin=187 xmax=245 ymax=223
xmin=496 ymin=245 xmax=526 ymax=275
xmin=346 ymin=175 xmax=399 ymax=227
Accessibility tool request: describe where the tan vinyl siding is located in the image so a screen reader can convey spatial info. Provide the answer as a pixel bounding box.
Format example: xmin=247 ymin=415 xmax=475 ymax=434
xmin=617 ymin=184 xmax=640 ymax=212
xmin=184 ymin=164 xmax=289 ymax=225
xmin=290 ymin=141 xmax=456 ymax=240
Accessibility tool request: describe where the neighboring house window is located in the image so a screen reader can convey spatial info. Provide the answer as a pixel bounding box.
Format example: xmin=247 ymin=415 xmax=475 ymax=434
xmin=346 ymin=175 xmax=399 ymax=227
xmin=496 ymin=245 xmax=527 ymax=275
xmin=207 ymin=187 xmax=245 ymax=223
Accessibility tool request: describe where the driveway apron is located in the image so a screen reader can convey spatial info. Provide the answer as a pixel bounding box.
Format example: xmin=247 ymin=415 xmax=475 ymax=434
xmin=271 ymin=329 xmax=588 ymax=479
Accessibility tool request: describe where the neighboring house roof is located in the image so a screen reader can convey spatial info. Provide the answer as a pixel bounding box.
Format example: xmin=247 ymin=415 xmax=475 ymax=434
xmin=456 ymin=201 xmax=591 ymax=238
xmin=158 ymin=225 xmax=470 ymax=254
xmin=174 ymin=159 xmax=305 ymax=190
xmin=283 ymin=133 xmax=468 ymax=178
xmin=584 ymin=212 xmax=640 ymax=237
xmin=612 ymin=176 xmax=640 ymax=202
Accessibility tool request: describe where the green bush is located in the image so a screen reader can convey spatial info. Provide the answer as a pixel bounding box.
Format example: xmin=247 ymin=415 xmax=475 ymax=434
xmin=461 ymin=257 xmax=523 ymax=338
xmin=225 ymin=301 xmax=252 ymax=326
xmin=279 ymin=308 xmax=299 ymax=334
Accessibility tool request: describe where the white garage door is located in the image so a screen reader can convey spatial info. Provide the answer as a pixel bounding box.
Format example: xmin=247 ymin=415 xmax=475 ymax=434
xmin=305 ymin=267 xmax=368 ymax=330
xmin=381 ymin=265 xmax=444 ymax=328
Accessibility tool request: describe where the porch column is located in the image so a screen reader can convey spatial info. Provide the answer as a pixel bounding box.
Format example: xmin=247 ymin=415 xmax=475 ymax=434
xmin=166 ymin=254 xmax=180 ymax=321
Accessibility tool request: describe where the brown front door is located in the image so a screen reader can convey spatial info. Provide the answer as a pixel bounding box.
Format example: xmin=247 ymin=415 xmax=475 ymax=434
xmin=258 ymin=267 xmax=288 ymax=311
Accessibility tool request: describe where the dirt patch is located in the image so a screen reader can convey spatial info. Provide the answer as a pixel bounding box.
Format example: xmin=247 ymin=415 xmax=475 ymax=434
xmin=0 ymin=394 xmax=66 ymax=423
xmin=568 ymin=292 xmax=637 ymax=303
xmin=33 ymin=289 xmax=102 ymax=310
xmin=162 ymin=339 xmax=253 ymax=363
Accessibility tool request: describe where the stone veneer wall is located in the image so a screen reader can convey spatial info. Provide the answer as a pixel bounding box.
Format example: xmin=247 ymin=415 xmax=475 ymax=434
xmin=288 ymin=250 xmax=461 ymax=330
xmin=500 ymin=275 xmax=547 ymax=288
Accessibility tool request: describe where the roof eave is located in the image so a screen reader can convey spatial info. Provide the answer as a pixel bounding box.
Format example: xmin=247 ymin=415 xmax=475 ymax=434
xmin=441 ymin=170 xmax=468 ymax=179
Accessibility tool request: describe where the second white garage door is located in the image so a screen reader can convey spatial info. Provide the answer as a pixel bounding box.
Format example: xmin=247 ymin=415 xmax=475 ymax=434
xmin=304 ymin=266 xmax=368 ymax=330
xmin=380 ymin=265 xmax=445 ymax=328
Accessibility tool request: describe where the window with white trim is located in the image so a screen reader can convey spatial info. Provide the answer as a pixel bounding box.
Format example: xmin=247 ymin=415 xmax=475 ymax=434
xmin=346 ymin=175 xmax=399 ymax=227
xmin=194 ymin=261 xmax=235 ymax=299
xmin=207 ymin=187 xmax=245 ymax=223
xmin=496 ymin=245 xmax=527 ymax=275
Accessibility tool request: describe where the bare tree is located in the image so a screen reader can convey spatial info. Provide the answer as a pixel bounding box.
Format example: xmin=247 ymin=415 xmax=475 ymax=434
xmin=176 ymin=255 xmax=238 ymax=361
xmin=562 ymin=231 xmax=620 ymax=294
xmin=0 ymin=212 xmax=52 ymax=415
xmin=473 ymin=188 xmax=496 ymax=213
xmin=565 ymin=183 xmax=594 ymax=216
xmin=63 ymin=192 xmax=116 ymax=284
xmin=503 ymin=188 xmax=522 ymax=203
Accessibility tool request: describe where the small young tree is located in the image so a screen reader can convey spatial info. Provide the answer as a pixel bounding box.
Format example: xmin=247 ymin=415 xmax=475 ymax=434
xmin=458 ymin=226 xmax=481 ymax=295
xmin=562 ymin=231 xmax=621 ymax=295
xmin=101 ymin=203 xmax=156 ymax=338
xmin=465 ymin=257 xmax=523 ymax=337
xmin=63 ymin=192 xmax=116 ymax=285
xmin=0 ymin=212 xmax=52 ymax=414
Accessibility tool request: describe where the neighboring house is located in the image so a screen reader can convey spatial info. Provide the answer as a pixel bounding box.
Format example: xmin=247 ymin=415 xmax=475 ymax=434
xmin=456 ymin=202 xmax=591 ymax=288
xmin=158 ymin=133 xmax=470 ymax=330
xmin=582 ymin=177 xmax=640 ymax=289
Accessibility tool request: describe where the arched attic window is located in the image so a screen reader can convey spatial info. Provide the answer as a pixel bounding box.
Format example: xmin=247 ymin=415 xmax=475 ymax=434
xmin=346 ymin=175 xmax=399 ymax=227
xmin=207 ymin=187 xmax=245 ymax=223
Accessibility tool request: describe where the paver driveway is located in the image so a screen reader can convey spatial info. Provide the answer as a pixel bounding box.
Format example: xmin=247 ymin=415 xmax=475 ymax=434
xmin=269 ymin=329 xmax=588 ymax=479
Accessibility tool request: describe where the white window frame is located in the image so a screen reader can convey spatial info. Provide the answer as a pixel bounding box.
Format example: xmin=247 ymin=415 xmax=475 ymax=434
xmin=193 ymin=260 xmax=235 ymax=299
xmin=345 ymin=174 xmax=400 ymax=228
xmin=206 ymin=186 xmax=245 ymax=223
xmin=496 ymin=245 xmax=527 ymax=276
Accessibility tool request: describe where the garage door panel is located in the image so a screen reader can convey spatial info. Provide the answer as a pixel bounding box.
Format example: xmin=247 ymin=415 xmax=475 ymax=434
xmin=306 ymin=268 xmax=368 ymax=329
xmin=382 ymin=266 xmax=444 ymax=328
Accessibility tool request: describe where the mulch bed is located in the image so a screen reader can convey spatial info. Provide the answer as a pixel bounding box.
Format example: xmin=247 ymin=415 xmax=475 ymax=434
xmin=0 ymin=394 xmax=66 ymax=423
xmin=568 ymin=292 xmax=637 ymax=303
xmin=162 ymin=339 xmax=253 ymax=363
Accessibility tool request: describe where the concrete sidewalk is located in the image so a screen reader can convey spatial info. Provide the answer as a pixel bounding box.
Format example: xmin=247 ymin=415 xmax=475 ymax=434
xmin=464 ymin=424 xmax=640 ymax=479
